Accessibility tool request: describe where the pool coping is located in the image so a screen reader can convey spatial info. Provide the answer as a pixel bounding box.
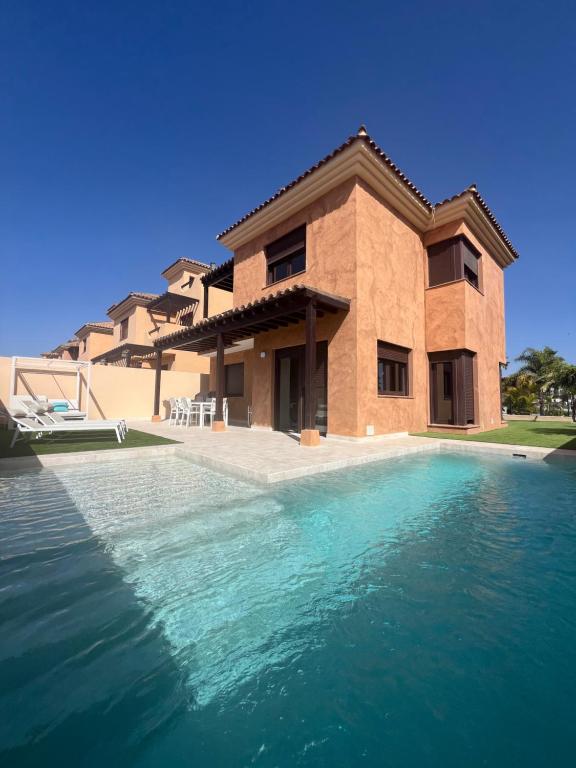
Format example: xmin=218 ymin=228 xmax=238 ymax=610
xmin=0 ymin=435 xmax=574 ymax=482
xmin=0 ymin=444 xmax=180 ymax=473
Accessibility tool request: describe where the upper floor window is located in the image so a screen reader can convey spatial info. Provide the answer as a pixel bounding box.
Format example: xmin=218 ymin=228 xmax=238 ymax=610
xmin=265 ymin=225 xmax=306 ymax=285
xmin=427 ymin=235 xmax=480 ymax=290
xmin=377 ymin=341 xmax=410 ymax=396
xmin=120 ymin=317 xmax=129 ymax=340
xmin=82 ymin=339 xmax=87 ymax=353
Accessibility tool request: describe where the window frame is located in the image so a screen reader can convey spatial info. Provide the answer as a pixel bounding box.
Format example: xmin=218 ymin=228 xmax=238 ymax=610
xmin=119 ymin=317 xmax=129 ymax=340
xmin=377 ymin=341 xmax=411 ymax=397
xmin=427 ymin=235 xmax=481 ymax=290
xmin=265 ymin=225 xmax=306 ymax=286
xmin=224 ymin=362 xmax=244 ymax=397
xmin=429 ymin=350 xmax=476 ymax=425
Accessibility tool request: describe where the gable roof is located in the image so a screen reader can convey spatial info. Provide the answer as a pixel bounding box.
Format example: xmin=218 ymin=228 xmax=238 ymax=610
xmin=107 ymin=292 xmax=158 ymax=316
xmin=216 ymin=125 xmax=518 ymax=264
xmin=161 ymin=257 xmax=212 ymax=279
xmin=434 ymin=184 xmax=519 ymax=260
xmin=74 ymin=321 xmax=114 ymax=337
xmin=217 ymin=126 xmax=432 ymax=242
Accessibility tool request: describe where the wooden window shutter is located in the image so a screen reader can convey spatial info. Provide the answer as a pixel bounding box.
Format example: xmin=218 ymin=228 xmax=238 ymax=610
xmin=377 ymin=341 xmax=409 ymax=364
xmin=462 ymin=352 xmax=475 ymax=423
xmin=266 ymin=225 xmax=306 ymax=265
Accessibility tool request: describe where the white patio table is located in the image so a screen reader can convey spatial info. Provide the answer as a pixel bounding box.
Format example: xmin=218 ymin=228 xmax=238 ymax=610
xmin=186 ymin=399 xmax=215 ymax=428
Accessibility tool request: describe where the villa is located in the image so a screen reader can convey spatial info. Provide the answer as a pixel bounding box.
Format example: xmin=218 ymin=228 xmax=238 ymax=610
xmin=152 ymin=126 xmax=517 ymax=444
xmin=43 ymin=257 xmax=233 ymax=373
xmin=75 ymin=321 xmax=114 ymax=361
xmin=41 ymin=338 xmax=80 ymax=361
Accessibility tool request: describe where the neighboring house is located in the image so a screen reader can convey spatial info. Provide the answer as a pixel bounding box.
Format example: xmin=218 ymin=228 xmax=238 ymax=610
xmin=154 ymin=126 xmax=517 ymax=443
xmin=91 ymin=258 xmax=232 ymax=372
xmin=75 ymin=322 xmax=114 ymax=362
xmin=41 ymin=339 xmax=80 ymax=361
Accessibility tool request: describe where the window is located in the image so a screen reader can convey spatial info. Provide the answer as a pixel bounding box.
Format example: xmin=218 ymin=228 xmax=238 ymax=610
xmin=429 ymin=350 xmax=476 ymax=425
xmin=224 ymin=363 xmax=244 ymax=397
xmin=120 ymin=317 xmax=129 ymax=340
xmin=427 ymin=235 xmax=480 ymax=289
xmin=82 ymin=339 xmax=87 ymax=353
xmin=266 ymin=225 xmax=306 ymax=285
xmin=377 ymin=341 xmax=410 ymax=396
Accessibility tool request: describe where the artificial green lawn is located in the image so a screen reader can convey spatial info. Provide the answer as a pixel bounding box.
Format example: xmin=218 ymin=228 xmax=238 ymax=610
xmin=413 ymin=420 xmax=576 ymax=451
xmin=0 ymin=428 xmax=179 ymax=458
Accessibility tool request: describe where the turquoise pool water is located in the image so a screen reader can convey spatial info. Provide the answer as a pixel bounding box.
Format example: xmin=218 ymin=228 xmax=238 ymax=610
xmin=1 ymin=452 xmax=575 ymax=767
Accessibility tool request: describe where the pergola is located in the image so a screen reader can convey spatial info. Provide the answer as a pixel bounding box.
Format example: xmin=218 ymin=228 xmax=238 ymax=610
xmin=91 ymin=343 xmax=157 ymax=367
xmin=151 ymin=284 xmax=350 ymax=441
xmin=146 ymin=291 xmax=199 ymax=323
xmin=200 ymin=257 xmax=234 ymax=318
xmin=8 ymin=356 xmax=92 ymax=413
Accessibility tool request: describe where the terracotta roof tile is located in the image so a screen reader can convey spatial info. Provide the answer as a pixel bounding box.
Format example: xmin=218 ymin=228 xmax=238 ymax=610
xmin=216 ymin=126 xmax=432 ymax=240
xmin=85 ymin=321 xmax=114 ymax=329
xmin=216 ymin=126 xmax=518 ymax=261
xmin=161 ymin=257 xmax=212 ymax=276
xmin=155 ymin=283 xmax=349 ymax=347
xmin=434 ymin=184 xmax=519 ymax=259
xmin=107 ymin=292 xmax=159 ymax=314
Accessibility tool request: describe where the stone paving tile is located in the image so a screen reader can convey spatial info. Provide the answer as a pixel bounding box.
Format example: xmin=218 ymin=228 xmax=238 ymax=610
xmin=128 ymin=422 xmax=440 ymax=483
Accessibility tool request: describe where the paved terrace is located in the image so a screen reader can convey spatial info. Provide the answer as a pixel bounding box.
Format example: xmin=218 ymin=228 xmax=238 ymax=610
xmin=1 ymin=423 xmax=572 ymax=478
xmin=130 ymin=421 xmax=438 ymax=483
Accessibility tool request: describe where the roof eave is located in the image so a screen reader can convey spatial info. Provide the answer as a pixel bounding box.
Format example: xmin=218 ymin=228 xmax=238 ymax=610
xmin=161 ymin=259 xmax=211 ymax=281
xmin=430 ymin=193 xmax=518 ymax=267
xmin=107 ymin=295 xmax=155 ymax=318
xmin=217 ymin=141 xmax=431 ymax=251
xmin=74 ymin=323 xmax=114 ymax=338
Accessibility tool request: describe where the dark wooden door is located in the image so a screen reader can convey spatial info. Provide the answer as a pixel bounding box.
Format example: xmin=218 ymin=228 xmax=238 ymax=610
xmin=274 ymin=342 xmax=327 ymax=434
xmin=275 ymin=346 xmax=302 ymax=432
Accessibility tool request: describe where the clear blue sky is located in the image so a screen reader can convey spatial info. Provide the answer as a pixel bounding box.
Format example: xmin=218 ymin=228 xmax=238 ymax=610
xmin=1 ymin=0 xmax=575 ymax=365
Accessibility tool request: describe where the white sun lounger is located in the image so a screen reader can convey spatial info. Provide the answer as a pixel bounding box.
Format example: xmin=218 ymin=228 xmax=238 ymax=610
xmin=9 ymin=416 xmax=125 ymax=448
xmin=39 ymin=412 xmax=128 ymax=436
xmin=10 ymin=400 xmax=127 ymax=437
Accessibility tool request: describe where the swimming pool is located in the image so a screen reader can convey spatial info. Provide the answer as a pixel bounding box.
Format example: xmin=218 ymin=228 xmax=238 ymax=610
xmin=1 ymin=452 xmax=575 ymax=767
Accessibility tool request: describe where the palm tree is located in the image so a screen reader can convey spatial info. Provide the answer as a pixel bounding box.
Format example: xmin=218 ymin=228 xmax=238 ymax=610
xmin=515 ymin=347 xmax=564 ymax=416
xmin=503 ymin=375 xmax=538 ymax=415
xmin=555 ymin=362 xmax=576 ymax=421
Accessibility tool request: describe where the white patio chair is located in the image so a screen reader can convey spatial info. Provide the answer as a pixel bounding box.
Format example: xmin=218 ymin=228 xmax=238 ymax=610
xmin=168 ymin=397 xmax=179 ymax=426
xmin=177 ymin=397 xmax=192 ymax=427
xmin=185 ymin=397 xmax=202 ymax=427
xmin=201 ymin=398 xmax=228 ymax=428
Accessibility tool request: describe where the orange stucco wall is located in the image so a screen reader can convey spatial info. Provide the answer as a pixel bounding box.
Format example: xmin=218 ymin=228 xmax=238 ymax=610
xmin=165 ymin=265 xmax=232 ymax=321
xmin=232 ymin=178 xmax=360 ymax=435
xmin=222 ymin=178 xmax=509 ymax=437
xmin=355 ymin=179 xmax=429 ymax=435
xmin=107 ymin=302 xmax=210 ymax=373
xmin=424 ymin=222 xmax=506 ymax=430
xmin=77 ymin=331 xmax=114 ymax=362
xmin=105 ymin=268 xmax=232 ymax=374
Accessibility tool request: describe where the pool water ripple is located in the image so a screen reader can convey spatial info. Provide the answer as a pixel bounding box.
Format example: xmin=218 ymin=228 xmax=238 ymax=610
xmin=1 ymin=452 xmax=576 ymax=766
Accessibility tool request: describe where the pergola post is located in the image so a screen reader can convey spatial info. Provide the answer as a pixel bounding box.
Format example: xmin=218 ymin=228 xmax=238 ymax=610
xmin=203 ymin=282 xmax=209 ymax=319
xmin=85 ymin=362 xmax=92 ymax=419
xmin=301 ymin=299 xmax=320 ymax=447
xmin=213 ymin=332 xmax=226 ymax=431
xmin=152 ymin=349 xmax=162 ymax=421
